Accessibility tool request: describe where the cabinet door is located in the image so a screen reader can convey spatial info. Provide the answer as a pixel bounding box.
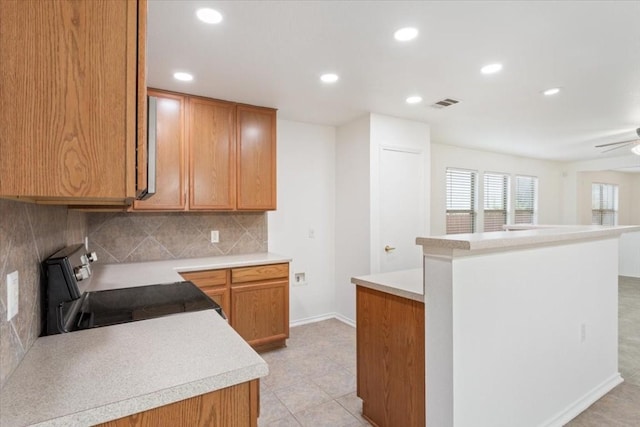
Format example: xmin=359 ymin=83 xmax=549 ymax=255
xmin=236 ymin=105 xmax=277 ymax=210
xmin=0 ymin=0 xmax=142 ymax=202
xmin=133 ymin=90 xmax=186 ymax=210
xmin=356 ymin=286 xmax=425 ymax=427
xmin=188 ymin=97 xmax=236 ymax=210
xmin=180 ymin=269 xmax=230 ymax=322
xmin=135 ymin=0 xmax=149 ymax=198
xmin=202 ymin=287 xmax=231 ymax=323
xmin=231 ymin=280 xmax=289 ymax=348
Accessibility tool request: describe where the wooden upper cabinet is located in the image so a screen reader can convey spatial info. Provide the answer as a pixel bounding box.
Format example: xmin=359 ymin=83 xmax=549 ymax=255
xmin=236 ymin=106 xmax=277 ymax=210
xmin=189 ymin=97 xmax=236 ymax=210
xmin=129 ymin=91 xmax=276 ymax=212
xmin=133 ymin=90 xmax=186 ymax=210
xmin=0 ymin=0 xmax=147 ymax=204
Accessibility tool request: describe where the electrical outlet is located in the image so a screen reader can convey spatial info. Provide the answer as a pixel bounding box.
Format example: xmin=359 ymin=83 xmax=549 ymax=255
xmin=7 ymin=271 xmax=19 ymax=321
xmin=294 ymin=272 xmax=307 ymax=286
xmin=308 ymin=228 xmax=315 ymax=239
xmin=210 ymin=230 xmax=220 ymax=243
xmin=580 ymin=323 xmax=587 ymax=343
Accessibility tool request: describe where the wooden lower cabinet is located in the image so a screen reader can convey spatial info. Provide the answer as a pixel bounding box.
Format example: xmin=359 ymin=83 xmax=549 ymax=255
xmin=180 ymin=263 xmax=289 ymax=351
xmin=231 ymin=279 xmax=288 ymax=350
xmin=356 ymin=286 xmax=425 ymax=427
xmin=95 ymin=379 xmax=258 ymax=427
xmin=231 ymin=263 xmax=289 ymax=351
xmin=180 ymin=269 xmax=231 ymax=323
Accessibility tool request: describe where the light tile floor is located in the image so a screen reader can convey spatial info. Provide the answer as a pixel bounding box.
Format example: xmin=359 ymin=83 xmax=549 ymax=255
xmin=258 ymin=277 xmax=640 ymax=426
xmin=258 ymin=319 xmax=369 ymax=426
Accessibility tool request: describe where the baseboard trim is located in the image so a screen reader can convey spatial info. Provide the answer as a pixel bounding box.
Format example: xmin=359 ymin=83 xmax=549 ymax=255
xmin=539 ymin=373 xmax=623 ymax=427
xmin=289 ymin=313 xmax=336 ymax=328
xmin=333 ymin=313 xmax=355 ymax=327
xmin=289 ymin=312 xmax=356 ymax=328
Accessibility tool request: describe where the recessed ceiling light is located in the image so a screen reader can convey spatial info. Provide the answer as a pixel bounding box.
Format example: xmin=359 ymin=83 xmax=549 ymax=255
xmin=406 ymin=96 xmax=423 ymax=104
xmin=394 ymin=27 xmax=418 ymax=42
xmin=173 ymin=72 xmax=193 ymax=82
xmin=481 ymin=63 xmax=503 ymax=74
xmin=320 ymin=73 xmax=339 ymax=83
xmin=196 ymin=8 xmax=223 ymax=24
xmin=542 ymin=87 xmax=561 ymax=96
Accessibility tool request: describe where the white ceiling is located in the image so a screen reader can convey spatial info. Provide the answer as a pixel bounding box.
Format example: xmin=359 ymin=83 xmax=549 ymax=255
xmin=147 ymin=1 xmax=640 ymax=162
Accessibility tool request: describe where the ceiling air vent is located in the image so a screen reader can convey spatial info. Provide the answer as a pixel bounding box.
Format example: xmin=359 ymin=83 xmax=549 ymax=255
xmin=431 ymin=98 xmax=461 ymax=109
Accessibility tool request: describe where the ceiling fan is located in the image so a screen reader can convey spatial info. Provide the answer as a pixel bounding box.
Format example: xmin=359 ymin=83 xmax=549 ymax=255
xmin=595 ymin=128 xmax=640 ymax=155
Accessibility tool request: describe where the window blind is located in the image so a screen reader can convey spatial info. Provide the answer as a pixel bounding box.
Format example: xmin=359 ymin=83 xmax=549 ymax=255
xmin=446 ymin=168 xmax=477 ymax=234
xmin=515 ymin=175 xmax=538 ymax=224
xmin=484 ymin=173 xmax=509 ymax=232
xmin=592 ymin=183 xmax=618 ymax=225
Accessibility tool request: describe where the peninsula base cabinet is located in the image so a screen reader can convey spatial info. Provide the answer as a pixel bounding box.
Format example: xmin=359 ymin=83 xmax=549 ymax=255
xmin=181 ymin=263 xmax=289 ymax=351
xmin=96 ymin=379 xmax=258 ymax=427
xmin=356 ymin=286 xmax=425 ymax=427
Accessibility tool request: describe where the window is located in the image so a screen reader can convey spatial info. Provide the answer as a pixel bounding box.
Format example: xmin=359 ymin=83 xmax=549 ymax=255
xmin=515 ymin=175 xmax=538 ymax=224
xmin=446 ymin=168 xmax=477 ymax=234
xmin=592 ymin=183 xmax=618 ymax=225
xmin=484 ymin=173 xmax=509 ymax=231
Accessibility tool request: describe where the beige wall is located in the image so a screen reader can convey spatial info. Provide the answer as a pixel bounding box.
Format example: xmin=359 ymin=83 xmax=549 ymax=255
xmin=576 ymin=171 xmax=640 ymax=225
xmin=87 ymin=212 xmax=267 ymax=263
xmin=0 ymin=200 xmax=87 ymax=389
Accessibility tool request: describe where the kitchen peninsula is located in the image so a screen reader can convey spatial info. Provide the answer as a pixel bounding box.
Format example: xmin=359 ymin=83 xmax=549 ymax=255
xmin=354 ymin=225 xmax=639 ymax=427
xmin=421 ymin=225 xmax=640 ymax=427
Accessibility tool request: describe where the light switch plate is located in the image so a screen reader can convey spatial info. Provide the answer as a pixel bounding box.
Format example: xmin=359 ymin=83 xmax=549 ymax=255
xmin=7 ymin=271 xmax=19 ymax=321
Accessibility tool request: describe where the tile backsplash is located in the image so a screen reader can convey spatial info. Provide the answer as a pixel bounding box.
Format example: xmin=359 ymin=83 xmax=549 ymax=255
xmin=0 ymin=200 xmax=87 ymax=389
xmin=0 ymin=207 xmax=267 ymax=390
xmin=87 ymin=212 xmax=268 ymax=263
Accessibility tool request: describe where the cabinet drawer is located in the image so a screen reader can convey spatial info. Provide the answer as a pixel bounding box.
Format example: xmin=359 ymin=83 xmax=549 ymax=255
xmin=180 ymin=269 xmax=227 ymax=287
xmin=231 ymin=263 xmax=289 ymax=284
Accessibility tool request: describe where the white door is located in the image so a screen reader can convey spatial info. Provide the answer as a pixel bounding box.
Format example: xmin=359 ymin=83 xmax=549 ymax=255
xmin=378 ymin=146 xmax=426 ymax=273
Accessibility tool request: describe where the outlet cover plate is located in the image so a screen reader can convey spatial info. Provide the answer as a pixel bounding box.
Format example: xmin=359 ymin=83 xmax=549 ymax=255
xmin=293 ymin=272 xmax=307 ymax=286
xmin=7 ymin=271 xmax=19 ymax=321
xmin=210 ymin=230 xmax=220 ymax=243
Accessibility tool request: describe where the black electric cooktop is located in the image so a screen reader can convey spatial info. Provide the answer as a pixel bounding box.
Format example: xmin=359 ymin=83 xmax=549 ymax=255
xmin=73 ymin=281 xmax=223 ymax=331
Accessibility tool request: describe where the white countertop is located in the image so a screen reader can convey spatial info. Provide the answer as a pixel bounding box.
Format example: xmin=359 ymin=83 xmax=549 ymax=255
xmin=88 ymin=252 xmax=292 ymax=291
xmin=351 ymin=268 xmax=424 ymax=302
xmin=0 ymin=311 xmax=267 ymax=427
xmin=0 ymin=252 xmax=290 ymax=427
xmin=416 ymin=225 xmax=640 ymax=254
